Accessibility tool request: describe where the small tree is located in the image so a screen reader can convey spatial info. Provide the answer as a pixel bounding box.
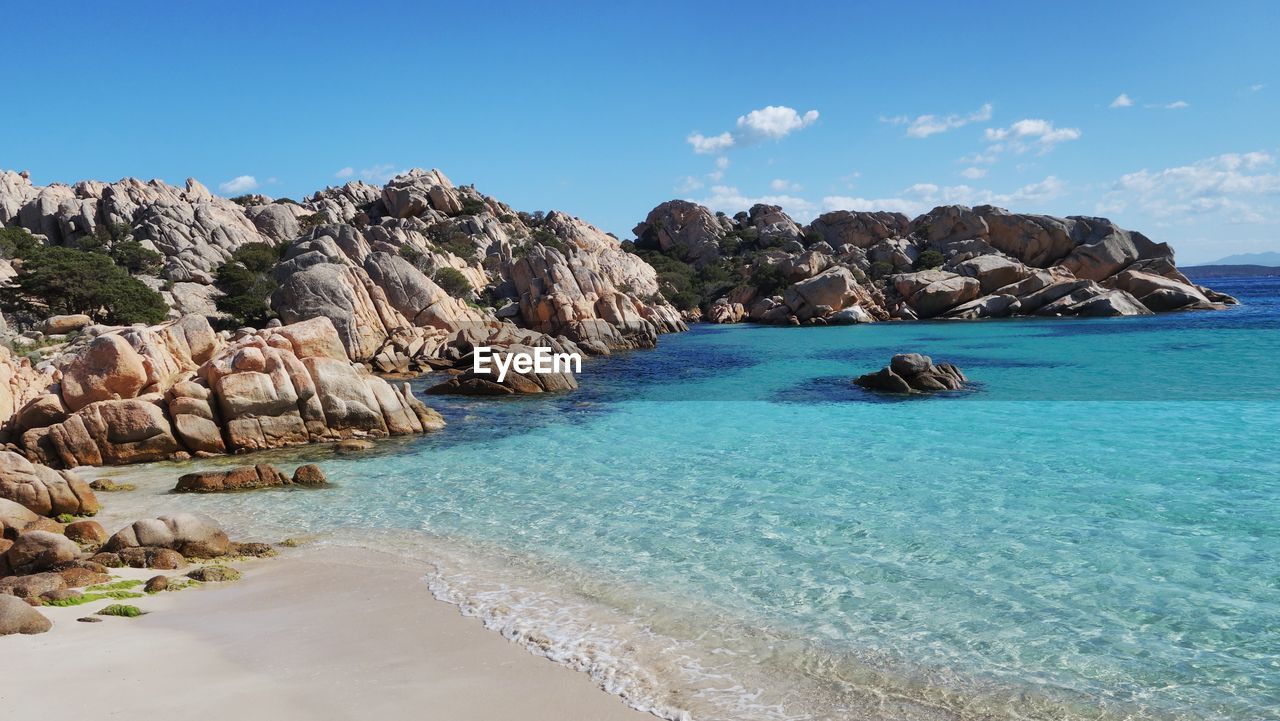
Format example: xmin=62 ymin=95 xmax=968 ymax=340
xmin=0 ymin=245 xmax=168 ymax=325
xmin=213 ymin=243 xmax=281 ymax=327
xmin=432 ymin=267 xmax=473 ymax=298
xmin=914 ymin=250 xmax=945 ymax=270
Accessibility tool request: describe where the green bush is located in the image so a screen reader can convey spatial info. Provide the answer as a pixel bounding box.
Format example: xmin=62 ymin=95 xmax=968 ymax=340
xmin=425 ymin=223 xmax=479 ymax=263
xmin=299 ymin=212 xmax=330 ymax=233
xmin=107 ymin=239 xmax=163 ymax=275
xmin=530 ymin=227 xmax=568 ymax=255
xmin=214 ymin=243 xmax=281 ymax=327
xmin=433 ymin=267 xmax=473 ymax=298
xmin=914 ymin=249 xmax=945 ymax=270
xmin=459 ymin=196 xmax=486 ymax=216
xmin=749 ymin=262 xmax=789 ymax=297
xmin=870 ymin=260 xmax=895 ymax=279
xmin=0 ymin=244 xmax=169 ymax=325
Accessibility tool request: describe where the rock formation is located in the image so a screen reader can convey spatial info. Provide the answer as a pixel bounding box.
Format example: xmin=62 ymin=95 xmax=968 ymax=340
xmin=854 ymin=354 xmax=969 ymax=394
xmin=174 ymin=463 xmax=327 ymax=493
xmin=1 ymin=315 xmax=445 ymax=467
xmin=0 ymin=167 xmax=688 ymax=368
xmin=637 ymin=200 xmax=1235 ymax=325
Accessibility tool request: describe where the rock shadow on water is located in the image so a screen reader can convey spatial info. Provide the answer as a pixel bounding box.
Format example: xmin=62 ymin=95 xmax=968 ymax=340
xmin=771 ymin=376 xmax=985 ymax=405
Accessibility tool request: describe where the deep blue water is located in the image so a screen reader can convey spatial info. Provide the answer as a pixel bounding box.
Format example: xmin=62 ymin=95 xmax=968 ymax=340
xmin=106 ymin=277 xmax=1280 ymax=721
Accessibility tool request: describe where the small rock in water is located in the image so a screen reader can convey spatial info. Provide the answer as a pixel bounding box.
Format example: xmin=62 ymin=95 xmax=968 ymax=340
xmin=291 ymin=464 xmax=327 ymax=486
xmin=77 ymin=616 xmax=103 ymax=623
xmin=90 ymin=479 xmax=136 ymax=492
xmin=334 ymin=439 xmax=374 ymax=455
xmin=144 ymin=575 xmax=169 ymax=593
xmin=855 ymin=354 xmax=969 ymax=394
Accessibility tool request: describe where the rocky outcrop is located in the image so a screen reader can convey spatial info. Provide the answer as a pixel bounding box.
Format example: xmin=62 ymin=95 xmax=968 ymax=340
xmin=2 ymin=167 xmax=687 ymax=367
xmin=0 ymin=594 xmax=51 ymax=635
xmin=0 ymin=173 xmax=276 ymax=283
xmin=0 ymin=452 xmax=99 ymax=517
xmin=2 ymin=315 xmax=445 ymax=467
xmin=808 ymin=210 xmax=910 ymax=249
xmin=104 ymin=513 xmax=231 ymax=559
xmin=855 ymin=354 xmax=968 ymax=394
xmin=633 ymin=200 xmax=732 ymax=268
xmin=631 ymin=198 xmax=1233 ymax=325
xmin=2 ymin=530 xmax=80 ymax=575
xmin=174 ymin=463 xmax=327 ymax=493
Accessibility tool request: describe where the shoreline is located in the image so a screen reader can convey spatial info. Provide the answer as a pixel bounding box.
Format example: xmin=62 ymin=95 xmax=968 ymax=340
xmin=1 ymin=544 xmax=655 ymax=721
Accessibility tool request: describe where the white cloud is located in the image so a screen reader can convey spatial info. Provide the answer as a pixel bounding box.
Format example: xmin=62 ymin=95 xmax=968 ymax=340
xmin=1110 ymin=93 xmax=1133 ymax=108
xmin=218 ymin=175 xmax=258 ymax=194
xmin=960 ymin=167 xmax=987 ymax=179
xmin=686 ymin=105 xmax=819 ymax=154
xmin=675 ymin=175 xmax=704 ymax=193
xmin=770 ymin=178 xmax=802 ymax=192
xmin=960 ymin=150 xmax=1000 ymax=165
xmin=1164 ymin=100 xmax=1189 ymax=109
xmin=1098 ymin=151 xmax=1278 ymax=222
xmin=688 ymin=131 xmax=735 ymax=154
xmin=983 ymin=119 xmax=1081 ymax=154
xmin=696 ymin=184 xmax=818 ymax=221
xmin=352 ymin=164 xmax=407 ymax=184
xmin=1250 ymin=83 xmax=1266 ymax=92
xmin=707 ymin=156 xmax=730 ymax=181
xmin=822 ymin=176 xmax=1066 ymax=217
xmin=334 ymin=166 xmax=354 ymax=179
xmin=736 ymin=106 xmax=819 ymax=140
xmin=885 ymin=103 xmax=993 ymax=138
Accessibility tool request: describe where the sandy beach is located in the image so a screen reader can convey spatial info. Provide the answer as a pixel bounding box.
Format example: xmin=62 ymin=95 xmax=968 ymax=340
xmin=1 ymin=545 xmax=654 ymax=721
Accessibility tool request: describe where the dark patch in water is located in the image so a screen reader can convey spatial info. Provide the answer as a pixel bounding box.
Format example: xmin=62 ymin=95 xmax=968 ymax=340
xmin=771 ymin=376 xmax=982 ymax=405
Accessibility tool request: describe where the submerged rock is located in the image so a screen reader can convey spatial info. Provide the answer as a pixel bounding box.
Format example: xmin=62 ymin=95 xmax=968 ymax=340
xmin=855 ymin=354 xmax=969 ymax=394
xmin=174 ymin=463 xmax=327 ymax=493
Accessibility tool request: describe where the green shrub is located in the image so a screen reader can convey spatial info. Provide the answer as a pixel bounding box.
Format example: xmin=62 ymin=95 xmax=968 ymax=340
xmin=0 ymin=226 xmax=40 ymax=258
xmin=213 ymin=243 xmax=281 ymax=327
xmin=433 ymin=267 xmax=473 ymax=298
xmin=459 ymin=197 xmax=486 ymax=216
xmin=425 ymin=223 xmax=479 ymax=263
xmin=870 ymin=260 xmax=895 ymax=279
xmin=530 ymin=227 xmax=567 ymax=254
xmin=108 ymin=239 xmax=163 ymax=275
xmin=749 ymin=262 xmax=789 ymax=297
xmin=0 ymin=245 xmax=169 ymax=325
xmin=299 ymin=212 xmax=330 ymax=232
xmin=273 ymin=197 xmax=298 ymax=205
xmin=914 ymin=249 xmax=945 ymax=270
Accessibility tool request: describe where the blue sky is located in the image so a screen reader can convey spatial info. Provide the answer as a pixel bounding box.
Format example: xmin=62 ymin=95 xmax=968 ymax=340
xmin=3 ymin=1 xmax=1276 ymax=263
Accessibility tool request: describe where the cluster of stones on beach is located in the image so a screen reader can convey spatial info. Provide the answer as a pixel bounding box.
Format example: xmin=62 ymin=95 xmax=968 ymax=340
xmin=639 ymin=201 xmax=1235 ymax=326
xmin=0 ymin=313 xmax=444 ymax=469
xmin=0 ymin=450 xmax=328 ymax=635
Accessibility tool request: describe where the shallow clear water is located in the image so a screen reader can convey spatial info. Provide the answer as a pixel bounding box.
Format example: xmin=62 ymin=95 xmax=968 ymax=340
xmin=102 ymin=277 xmax=1280 ymax=721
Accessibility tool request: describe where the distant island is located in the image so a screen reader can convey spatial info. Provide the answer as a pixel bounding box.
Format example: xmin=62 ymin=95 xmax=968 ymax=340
xmin=1183 ymin=264 xmax=1280 ymax=279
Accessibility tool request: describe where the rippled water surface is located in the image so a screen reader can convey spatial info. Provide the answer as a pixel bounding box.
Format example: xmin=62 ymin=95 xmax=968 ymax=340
xmin=103 ymin=277 xmax=1280 ymax=720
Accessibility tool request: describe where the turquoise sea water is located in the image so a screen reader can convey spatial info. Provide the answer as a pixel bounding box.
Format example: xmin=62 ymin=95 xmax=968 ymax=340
xmin=104 ymin=277 xmax=1280 ymax=720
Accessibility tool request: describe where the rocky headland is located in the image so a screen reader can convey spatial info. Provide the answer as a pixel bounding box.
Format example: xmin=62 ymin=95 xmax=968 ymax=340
xmin=632 ymin=200 xmax=1236 ymax=324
